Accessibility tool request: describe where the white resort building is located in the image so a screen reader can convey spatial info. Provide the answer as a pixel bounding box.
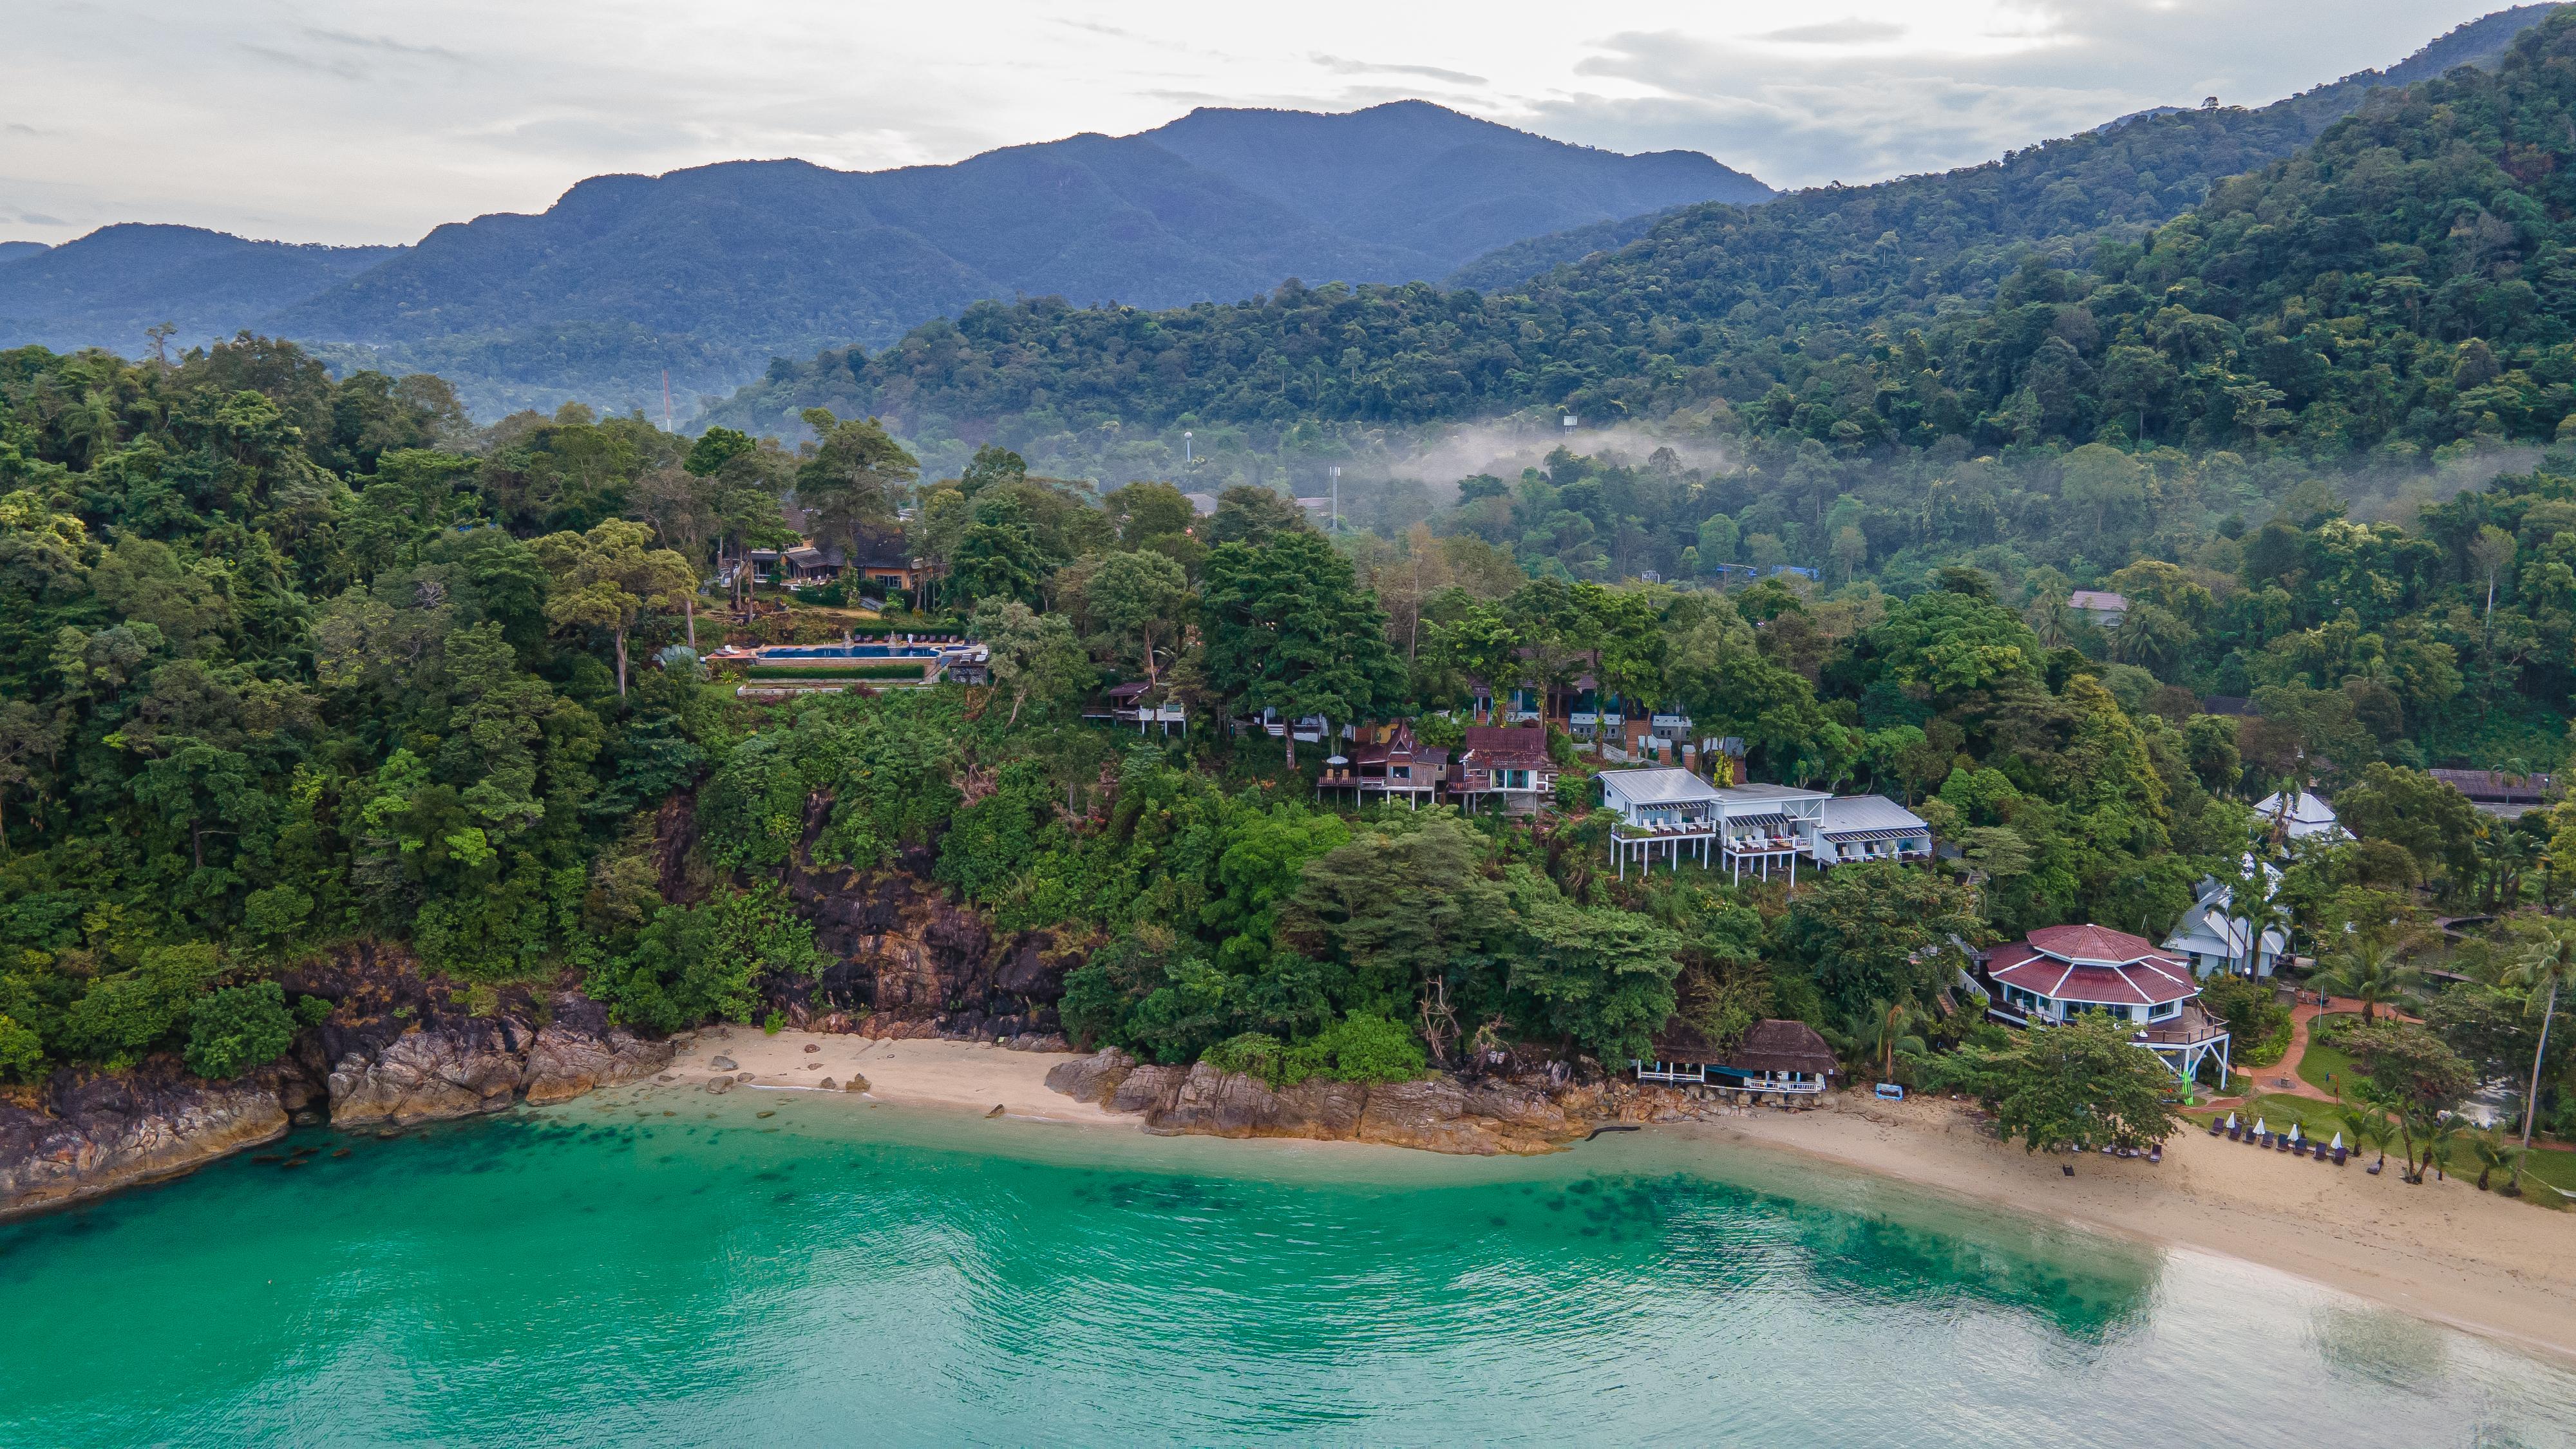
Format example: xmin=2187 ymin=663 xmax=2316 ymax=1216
xmin=2252 ymin=788 xmax=2347 ymax=842
xmin=1976 ymin=924 xmax=2231 ymax=1086
xmin=1597 ymin=770 xmax=1835 ymax=881
xmin=1599 ymin=772 xmax=1936 ymax=881
xmin=1801 ymin=795 xmax=1933 ymax=867
xmin=2161 ymin=876 xmax=2287 ymax=978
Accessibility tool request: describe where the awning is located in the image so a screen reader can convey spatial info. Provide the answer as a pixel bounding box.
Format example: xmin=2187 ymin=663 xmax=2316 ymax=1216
xmin=1824 ymin=827 xmax=1926 ymax=844
xmin=1719 ymin=813 xmax=1790 ymax=831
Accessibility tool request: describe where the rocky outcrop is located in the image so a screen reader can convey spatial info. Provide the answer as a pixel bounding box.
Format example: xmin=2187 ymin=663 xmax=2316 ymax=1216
xmin=0 ymin=1060 xmax=290 ymax=1218
xmin=778 ymin=793 xmax=1080 ymax=1045
xmin=327 ymin=1016 xmax=533 ymax=1128
xmin=2 ymin=948 xmax=674 ymax=1218
xmin=1044 ymin=1048 xmax=1596 ymax=1155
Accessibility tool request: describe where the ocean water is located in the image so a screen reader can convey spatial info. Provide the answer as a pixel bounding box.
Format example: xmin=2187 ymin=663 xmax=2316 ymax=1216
xmin=3 ymin=1087 xmax=2570 ymax=1448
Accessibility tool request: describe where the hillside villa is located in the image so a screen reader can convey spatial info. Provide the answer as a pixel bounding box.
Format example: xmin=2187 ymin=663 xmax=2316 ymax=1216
xmin=1319 ymin=723 xmax=1447 ymax=807
xmin=1975 ymin=924 xmax=2231 ymax=1086
xmin=2161 ymin=875 xmax=2287 ymax=978
xmin=1596 ymin=768 xmax=1930 ymax=882
xmin=1450 ymin=726 xmax=1556 ymax=813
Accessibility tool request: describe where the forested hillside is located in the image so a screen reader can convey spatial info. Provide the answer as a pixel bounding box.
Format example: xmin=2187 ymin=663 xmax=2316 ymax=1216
xmin=0 ymin=226 xmax=397 ymax=358
xmin=707 ymin=5 xmax=2564 ymax=475
xmin=0 ymin=13 xmax=2569 ymax=1154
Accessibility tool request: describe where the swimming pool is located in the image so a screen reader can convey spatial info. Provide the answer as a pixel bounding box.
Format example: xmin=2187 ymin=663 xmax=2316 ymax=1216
xmin=757 ymin=643 xmax=945 ymax=659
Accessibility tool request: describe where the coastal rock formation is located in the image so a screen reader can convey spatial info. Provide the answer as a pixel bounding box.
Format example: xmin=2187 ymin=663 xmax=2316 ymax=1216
xmin=520 ymin=995 xmax=676 ymax=1104
xmin=327 ymin=1018 xmax=533 ymax=1128
xmin=1044 ymin=1049 xmax=1594 ymax=1155
xmin=0 ymin=1060 xmax=289 ymax=1218
xmin=1 ymin=947 xmax=674 ymax=1217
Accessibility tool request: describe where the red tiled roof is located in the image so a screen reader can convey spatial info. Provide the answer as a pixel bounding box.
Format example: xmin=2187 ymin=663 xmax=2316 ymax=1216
xmin=2025 ymin=923 xmax=2163 ymax=965
xmin=1461 ymin=725 xmax=1550 ymax=769
xmin=1988 ymin=930 xmax=2195 ymax=1009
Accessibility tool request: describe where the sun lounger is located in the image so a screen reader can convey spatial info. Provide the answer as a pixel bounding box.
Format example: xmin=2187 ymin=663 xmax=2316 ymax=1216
xmin=2333 ymin=1146 xmax=2348 ymax=1166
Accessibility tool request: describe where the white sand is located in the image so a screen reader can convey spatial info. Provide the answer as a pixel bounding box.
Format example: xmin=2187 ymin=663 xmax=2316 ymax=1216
xmin=662 ymin=1028 xmax=1117 ymax=1126
xmin=1694 ymin=1094 xmax=2576 ymax=1364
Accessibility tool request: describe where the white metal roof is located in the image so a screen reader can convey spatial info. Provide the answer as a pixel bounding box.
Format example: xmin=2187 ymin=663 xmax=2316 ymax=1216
xmin=1713 ymin=783 xmax=1832 ymax=806
xmin=2253 ymin=790 xmax=2340 ymax=826
xmin=1600 ymin=767 xmax=1724 ymax=806
xmin=1816 ymin=794 xmax=1928 ymax=835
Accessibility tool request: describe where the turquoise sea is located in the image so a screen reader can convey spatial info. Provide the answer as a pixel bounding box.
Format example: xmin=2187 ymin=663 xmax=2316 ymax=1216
xmin=3 ymin=1085 xmax=2570 ymax=1447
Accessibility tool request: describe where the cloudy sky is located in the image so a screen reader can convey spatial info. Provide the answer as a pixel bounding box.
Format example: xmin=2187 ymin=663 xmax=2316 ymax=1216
xmin=0 ymin=0 xmax=2524 ymax=247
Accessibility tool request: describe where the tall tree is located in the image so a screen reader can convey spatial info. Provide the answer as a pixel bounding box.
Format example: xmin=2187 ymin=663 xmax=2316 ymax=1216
xmin=531 ymin=520 xmax=696 ymax=697
xmin=1199 ymin=531 xmax=1405 ymax=766
xmin=794 ymin=410 xmax=918 ymax=556
xmin=2505 ymin=920 xmax=2572 ymax=1153
xmin=1084 ymin=549 xmax=1191 ymax=686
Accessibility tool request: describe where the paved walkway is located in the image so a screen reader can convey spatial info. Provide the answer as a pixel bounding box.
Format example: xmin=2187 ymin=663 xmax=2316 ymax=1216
xmin=2226 ymin=996 xmax=2423 ymax=1105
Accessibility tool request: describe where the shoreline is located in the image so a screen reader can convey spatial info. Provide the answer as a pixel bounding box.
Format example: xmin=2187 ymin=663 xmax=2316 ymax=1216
xmin=1670 ymin=1094 xmax=2576 ymax=1368
xmin=668 ymin=1028 xmax=2576 ymax=1365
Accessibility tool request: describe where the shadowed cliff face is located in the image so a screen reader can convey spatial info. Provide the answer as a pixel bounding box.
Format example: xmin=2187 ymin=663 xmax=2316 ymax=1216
xmin=770 ymin=788 xmax=1077 ymax=1046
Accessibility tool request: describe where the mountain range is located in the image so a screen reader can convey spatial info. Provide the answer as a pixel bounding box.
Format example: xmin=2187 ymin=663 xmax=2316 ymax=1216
xmin=0 ymin=102 xmax=1768 ymax=418
xmin=705 ymin=3 xmax=2570 ymax=473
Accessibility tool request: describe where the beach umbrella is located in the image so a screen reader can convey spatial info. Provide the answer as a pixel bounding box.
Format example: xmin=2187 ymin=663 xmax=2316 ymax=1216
xmin=2288 ymin=1122 xmax=2302 ymax=1143
xmin=2224 ymin=1112 xmax=2237 ymax=1130
xmin=2252 ymin=1116 xmax=2266 ymax=1136
xmin=2329 ymin=1132 xmax=2343 ymax=1151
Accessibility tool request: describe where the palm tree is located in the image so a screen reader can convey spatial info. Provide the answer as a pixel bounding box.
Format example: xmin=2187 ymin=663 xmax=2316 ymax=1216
xmin=2340 ymin=1106 xmax=2391 ymax=1174
xmin=2223 ymin=854 xmax=2290 ymax=977
xmin=2503 ymin=921 xmax=2573 ymax=1153
xmin=2310 ymin=937 xmax=2424 ymax=1022
xmin=1852 ymin=998 xmax=1931 ymax=1084
xmin=2468 ymin=1130 xmax=2524 ymax=1192
xmin=2418 ymin=1112 xmax=2463 ymax=1183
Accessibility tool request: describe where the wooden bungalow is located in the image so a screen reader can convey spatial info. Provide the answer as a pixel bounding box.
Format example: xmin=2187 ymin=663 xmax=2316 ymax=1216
xmin=1318 ymin=723 xmax=1446 ymax=807
xmin=1450 ymin=725 xmax=1556 ymax=813
xmin=1636 ymin=1018 xmax=1838 ymax=1096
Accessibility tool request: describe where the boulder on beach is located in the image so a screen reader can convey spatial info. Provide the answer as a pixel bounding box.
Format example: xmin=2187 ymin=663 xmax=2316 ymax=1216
xmin=706 ymin=1078 xmax=734 ymax=1095
xmin=844 ymin=1074 xmax=870 ymax=1093
xmin=819 ymin=1079 xmax=836 ymax=1090
xmin=709 ymin=1056 xmax=737 ymax=1072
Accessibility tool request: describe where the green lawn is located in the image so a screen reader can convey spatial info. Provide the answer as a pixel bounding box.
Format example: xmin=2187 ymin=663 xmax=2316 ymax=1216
xmin=2189 ymin=1093 xmax=2574 ymax=1208
xmin=2295 ymin=1013 xmax=2363 ymax=1099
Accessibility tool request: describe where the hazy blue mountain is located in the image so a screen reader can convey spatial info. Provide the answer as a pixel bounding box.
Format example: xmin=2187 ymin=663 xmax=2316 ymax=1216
xmin=1139 ymin=100 xmax=1768 ymax=269
xmin=0 ymin=225 xmax=397 ymax=357
xmin=253 ymin=102 xmax=1767 ymax=417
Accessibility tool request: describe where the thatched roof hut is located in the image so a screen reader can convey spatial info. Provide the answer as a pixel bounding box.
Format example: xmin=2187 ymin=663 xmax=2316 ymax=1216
xmin=1725 ymin=1019 xmax=1837 ymax=1079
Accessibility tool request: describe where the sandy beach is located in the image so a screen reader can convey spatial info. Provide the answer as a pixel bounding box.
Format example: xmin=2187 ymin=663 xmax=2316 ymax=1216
xmin=1693 ymin=1094 xmax=2576 ymax=1364
xmin=662 ymin=1027 xmax=1119 ymax=1125
xmin=666 ymin=1028 xmax=2576 ymax=1363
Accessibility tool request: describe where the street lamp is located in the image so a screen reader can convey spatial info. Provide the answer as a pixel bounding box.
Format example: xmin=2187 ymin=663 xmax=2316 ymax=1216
xmin=1329 ymin=466 xmax=1341 ymax=533
xmin=1183 ymin=431 xmax=1193 ymax=469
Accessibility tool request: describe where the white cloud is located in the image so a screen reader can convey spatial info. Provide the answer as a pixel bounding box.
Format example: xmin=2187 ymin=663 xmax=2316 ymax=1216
xmin=0 ymin=0 xmax=2519 ymax=246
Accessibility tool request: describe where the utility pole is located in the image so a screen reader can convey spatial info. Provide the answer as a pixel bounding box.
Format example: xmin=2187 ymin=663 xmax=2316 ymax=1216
xmin=662 ymin=370 xmax=674 ymax=432
xmin=1329 ymin=466 xmax=1341 ymax=533
xmin=1183 ymin=431 xmax=1193 ymax=470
